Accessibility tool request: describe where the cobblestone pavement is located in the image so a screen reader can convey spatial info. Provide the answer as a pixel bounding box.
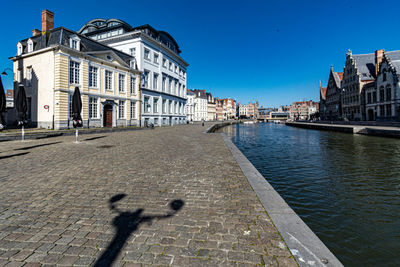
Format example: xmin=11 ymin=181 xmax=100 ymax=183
xmin=0 ymin=123 xmax=297 ymax=266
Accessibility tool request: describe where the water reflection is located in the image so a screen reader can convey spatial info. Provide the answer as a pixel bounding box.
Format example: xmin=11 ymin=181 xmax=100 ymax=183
xmin=222 ymin=123 xmax=400 ymax=267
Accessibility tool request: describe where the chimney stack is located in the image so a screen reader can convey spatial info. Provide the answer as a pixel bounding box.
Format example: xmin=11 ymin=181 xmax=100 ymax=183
xmin=41 ymin=10 xmax=54 ymax=32
xmin=32 ymin=29 xmax=41 ymax=37
xmin=375 ymin=49 xmax=384 ymax=77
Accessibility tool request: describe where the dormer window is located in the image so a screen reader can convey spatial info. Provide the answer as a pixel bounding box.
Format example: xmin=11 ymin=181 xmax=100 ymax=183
xmin=130 ymin=59 xmax=136 ymax=69
xmin=27 ymin=39 xmax=34 ymax=53
xmin=17 ymin=42 xmax=23 ymax=56
xmin=69 ymin=35 xmax=81 ymax=51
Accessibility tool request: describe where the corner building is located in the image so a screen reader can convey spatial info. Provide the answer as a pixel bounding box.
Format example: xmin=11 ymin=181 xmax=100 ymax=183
xmin=10 ymin=11 xmax=141 ymax=129
xmin=79 ymin=20 xmax=189 ymax=126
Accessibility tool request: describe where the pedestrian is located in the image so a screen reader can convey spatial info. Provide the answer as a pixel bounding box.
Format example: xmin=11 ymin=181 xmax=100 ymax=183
xmin=201 ymin=119 xmax=204 ymax=127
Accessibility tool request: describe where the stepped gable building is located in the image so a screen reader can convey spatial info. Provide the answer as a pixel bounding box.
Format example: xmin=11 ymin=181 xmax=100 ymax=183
xmin=79 ymin=19 xmax=189 ymax=126
xmin=366 ymin=50 xmax=400 ymax=121
xmin=341 ymin=50 xmax=376 ymax=120
xmin=215 ymin=98 xmax=223 ymax=121
xmin=318 ymin=81 xmax=327 ymax=120
xmin=324 ymin=66 xmax=343 ymax=120
xmin=10 ymin=10 xmax=141 ymax=129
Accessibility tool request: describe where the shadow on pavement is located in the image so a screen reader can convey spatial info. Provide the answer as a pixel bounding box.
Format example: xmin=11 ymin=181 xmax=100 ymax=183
xmin=14 ymin=141 xmax=62 ymax=151
xmin=84 ymin=135 xmax=106 ymax=141
xmin=93 ymin=194 xmax=184 ymax=267
xmin=0 ymin=152 xmax=29 ymax=160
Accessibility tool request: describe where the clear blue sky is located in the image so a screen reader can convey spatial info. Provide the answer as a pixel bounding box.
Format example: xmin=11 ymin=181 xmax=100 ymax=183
xmin=2 ymin=0 xmax=400 ymax=107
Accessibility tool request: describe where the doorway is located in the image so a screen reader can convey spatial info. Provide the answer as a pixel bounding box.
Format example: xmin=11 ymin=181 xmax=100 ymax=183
xmin=368 ymin=109 xmax=374 ymax=121
xmin=104 ymin=105 xmax=113 ymax=127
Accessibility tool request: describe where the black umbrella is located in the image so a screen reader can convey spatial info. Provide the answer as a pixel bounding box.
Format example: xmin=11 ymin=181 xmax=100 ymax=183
xmin=72 ymin=87 xmax=82 ymax=128
xmin=72 ymin=87 xmax=82 ymax=142
xmin=15 ymin=84 xmax=28 ymax=126
xmin=15 ymin=84 xmax=28 ymax=141
xmin=0 ymin=76 xmax=6 ymax=130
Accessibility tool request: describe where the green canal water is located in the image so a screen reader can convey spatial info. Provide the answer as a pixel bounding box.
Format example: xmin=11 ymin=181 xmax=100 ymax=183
xmin=221 ymin=123 xmax=400 ymax=267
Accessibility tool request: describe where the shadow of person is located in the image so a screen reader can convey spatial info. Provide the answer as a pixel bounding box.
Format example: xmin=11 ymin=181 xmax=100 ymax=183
xmin=94 ymin=194 xmax=184 ymax=267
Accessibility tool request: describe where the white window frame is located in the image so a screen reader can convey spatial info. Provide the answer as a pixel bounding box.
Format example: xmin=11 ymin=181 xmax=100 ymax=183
xmin=89 ymin=65 xmax=99 ymax=88
xmin=130 ymin=101 xmax=136 ymax=119
xmin=154 ymin=53 xmax=159 ymax=64
xmin=153 ymin=73 xmax=158 ymax=90
xmin=153 ymin=98 xmax=159 ymax=113
xmin=89 ymin=97 xmax=99 ymax=119
xmin=69 ymin=36 xmax=81 ymax=51
xmin=144 ymin=48 xmax=151 ymax=61
xmin=129 ymin=48 xmax=136 ymax=56
xmin=105 ymin=69 xmax=114 ymax=91
xmin=118 ymin=73 xmax=125 ymax=93
xmin=69 ymin=59 xmax=81 ymax=85
xmin=142 ymin=70 xmax=150 ymax=88
xmin=26 ymin=66 xmax=32 ymax=87
xmin=118 ymin=100 xmax=125 ymax=119
xmin=162 ymin=99 xmax=167 ymax=114
xmin=27 ymin=39 xmax=33 ymax=53
xmin=163 ymin=58 xmax=167 ymax=68
xmin=17 ymin=42 xmax=23 ymax=56
xmin=130 ymin=76 xmax=136 ymax=95
xmin=144 ymin=96 xmax=151 ymax=113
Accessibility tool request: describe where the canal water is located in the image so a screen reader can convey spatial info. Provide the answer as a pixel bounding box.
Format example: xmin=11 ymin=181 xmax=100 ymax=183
xmin=221 ymin=123 xmax=400 ymax=267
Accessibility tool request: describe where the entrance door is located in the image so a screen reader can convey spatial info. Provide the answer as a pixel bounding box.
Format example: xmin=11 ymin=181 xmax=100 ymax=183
xmin=104 ymin=105 xmax=113 ymax=127
xmin=368 ymin=109 xmax=374 ymax=121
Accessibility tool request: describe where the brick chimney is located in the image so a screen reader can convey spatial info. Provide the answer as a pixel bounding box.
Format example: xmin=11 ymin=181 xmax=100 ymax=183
xmin=32 ymin=29 xmax=41 ymax=37
xmin=41 ymin=10 xmax=54 ymax=32
xmin=375 ymin=49 xmax=384 ymax=77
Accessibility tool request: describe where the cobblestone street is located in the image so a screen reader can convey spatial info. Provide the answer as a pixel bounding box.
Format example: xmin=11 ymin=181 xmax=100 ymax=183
xmin=0 ymin=124 xmax=296 ymax=266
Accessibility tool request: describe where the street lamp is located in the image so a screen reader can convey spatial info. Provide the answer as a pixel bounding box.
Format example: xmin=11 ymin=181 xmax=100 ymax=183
xmin=1 ymin=68 xmax=13 ymax=76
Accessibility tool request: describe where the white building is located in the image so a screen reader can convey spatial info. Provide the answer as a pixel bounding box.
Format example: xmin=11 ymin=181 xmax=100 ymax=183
xmin=10 ymin=11 xmax=141 ymax=130
xmin=186 ymin=90 xmax=195 ymax=122
xmin=192 ymin=89 xmax=208 ymax=121
xmin=79 ymin=20 xmax=189 ymax=126
xmin=238 ymin=104 xmax=248 ymax=118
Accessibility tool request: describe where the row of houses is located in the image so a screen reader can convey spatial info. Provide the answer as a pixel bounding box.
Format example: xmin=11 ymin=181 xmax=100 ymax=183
xmin=319 ymin=49 xmax=400 ymax=121
xmin=4 ymin=10 xmax=242 ymax=129
xmin=6 ymin=10 xmax=188 ymax=129
xmin=186 ymin=89 xmax=236 ymax=121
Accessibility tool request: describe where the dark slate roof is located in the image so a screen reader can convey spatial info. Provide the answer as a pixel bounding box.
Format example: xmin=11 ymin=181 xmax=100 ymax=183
xmin=384 ymin=50 xmax=400 ymax=73
xmin=15 ymin=27 xmax=135 ymax=65
xmin=191 ymin=89 xmax=207 ymax=99
xmin=352 ymin=53 xmax=375 ymax=81
xmin=79 ymin=19 xmax=181 ymax=55
xmin=333 ymin=72 xmax=342 ymax=88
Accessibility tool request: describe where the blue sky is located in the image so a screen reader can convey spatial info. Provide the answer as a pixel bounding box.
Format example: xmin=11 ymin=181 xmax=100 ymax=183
xmin=2 ymin=0 xmax=400 ymax=107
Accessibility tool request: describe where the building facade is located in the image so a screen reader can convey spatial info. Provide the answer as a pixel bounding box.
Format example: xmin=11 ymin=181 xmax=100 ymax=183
xmin=366 ymin=50 xmax=400 ymax=121
xmin=324 ymin=66 xmax=343 ymax=120
xmin=10 ymin=11 xmax=141 ymax=129
xmin=319 ymin=81 xmax=327 ymax=120
xmin=222 ymin=98 xmax=236 ymax=120
xmin=79 ymin=19 xmax=188 ymax=126
xmin=341 ymin=50 xmax=376 ymax=121
xmin=215 ymin=98 xmax=223 ymax=121
xmin=238 ymin=104 xmax=248 ymax=118
xmin=206 ymin=92 xmax=216 ymax=121
xmin=186 ymin=89 xmax=195 ymax=122
xmin=192 ymin=89 xmax=207 ymax=121
xmin=289 ymin=101 xmax=318 ymax=120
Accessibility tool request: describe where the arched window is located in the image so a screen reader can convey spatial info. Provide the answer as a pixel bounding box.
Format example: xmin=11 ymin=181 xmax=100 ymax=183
xmin=383 ymin=69 xmax=387 ymax=82
xmin=27 ymin=39 xmax=33 ymax=53
xmin=17 ymin=42 xmax=23 ymax=56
